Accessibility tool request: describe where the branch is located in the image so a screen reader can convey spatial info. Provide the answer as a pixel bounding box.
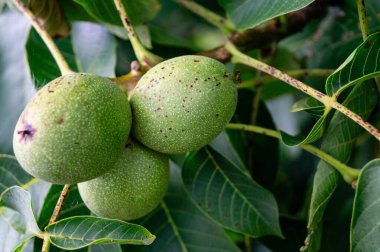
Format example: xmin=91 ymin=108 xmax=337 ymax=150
xmin=113 ymin=0 xmax=162 ymax=67
xmin=226 ymin=123 xmax=360 ymax=184
xmin=13 ymin=0 xmax=73 ymax=75
xmin=225 ymin=42 xmax=380 ymax=142
xmin=41 ymin=184 xmax=71 ymax=252
xmin=199 ymin=0 xmax=342 ymax=62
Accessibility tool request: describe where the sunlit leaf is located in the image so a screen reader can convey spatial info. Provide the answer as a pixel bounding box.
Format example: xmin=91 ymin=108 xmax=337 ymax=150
xmin=219 ymin=0 xmax=315 ymax=30
xmin=45 ymin=216 xmax=155 ymax=250
xmin=0 ymin=186 xmax=41 ymax=235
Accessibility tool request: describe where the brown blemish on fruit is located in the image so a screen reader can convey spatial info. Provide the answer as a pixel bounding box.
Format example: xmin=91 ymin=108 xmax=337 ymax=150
xmin=57 ymin=118 xmax=64 ymax=125
xmin=18 ymin=122 xmax=36 ymax=143
xmin=193 ymin=59 xmax=200 ymax=62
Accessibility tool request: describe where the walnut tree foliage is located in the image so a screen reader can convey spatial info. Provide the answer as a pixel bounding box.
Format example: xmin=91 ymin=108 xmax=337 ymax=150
xmin=1 ymin=0 xmax=380 ymax=251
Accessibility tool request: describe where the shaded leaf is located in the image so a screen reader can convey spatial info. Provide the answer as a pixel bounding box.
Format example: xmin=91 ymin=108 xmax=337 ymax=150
xmin=326 ymin=32 xmax=380 ymax=96
xmin=0 ymin=154 xmax=36 ymax=194
xmin=0 ymin=186 xmax=41 ymax=235
xmin=182 ymin=147 xmax=282 ymax=238
xmin=290 ymin=97 xmax=324 ymax=117
xmin=219 ymin=0 xmax=315 ymax=30
xmin=280 ymin=115 xmax=327 ymax=146
xmin=71 ymin=22 xmax=117 ymax=76
xmin=26 ymin=28 xmax=78 ymax=88
xmin=29 ymin=0 xmax=70 ymax=37
xmin=127 ymin=162 xmax=240 ymax=252
xmin=45 ymin=216 xmax=155 ymax=250
xmin=350 ymin=159 xmax=380 ymax=252
xmin=73 ymin=0 xmax=160 ymax=26
xmin=303 ymin=81 xmax=377 ymax=251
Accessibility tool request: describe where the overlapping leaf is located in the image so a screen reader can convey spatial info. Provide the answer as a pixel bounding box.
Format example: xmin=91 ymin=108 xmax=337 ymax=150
xmin=219 ymin=0 xmax=315 ymax=30
xmin=0 ymin=155 xmax=35 ymax=194
xmin=128 ymin=163 xmax=240 ymax=252
xmin=45 ymin=216 xmax=155 ymax=250
xmin=350 ymin=159 xmax=380 ymax=252
xmin=29 ymin=0 xmax=70 ymax=37
xmin=302 ymin=81 xmax=377 ymax=251
xmin=182 ymin=147 xmax=282 ymax=238
xmin=326 ymin=32 xmax=380 ymax=96
xmin=26 ymin=29 xmax=78 ymax=88
xmin=0 ymin=186 xmax=41 ymax=235
xmin=74 ymin=0 xmax=160 ymax=26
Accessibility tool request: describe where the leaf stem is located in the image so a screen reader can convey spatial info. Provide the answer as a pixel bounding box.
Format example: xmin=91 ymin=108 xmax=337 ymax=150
xmin=355 ymin=0 xmax=370 ymax=40
xmin=12 ymin=0 xmax=73 ymax=76
xmin=225 ymin=42 xmax=380 ymax=142
xmin=173 ymin=0 xmax=236 ymax=35
xmin=238 ymin=69 xmax=335 ymax=89
xmin=226 ymin=123 xmax=360 ymax=184
xmin=113 ymin=0 xmax=162 ymax=67
xmin=41 ymin=184 xmax=71 ymax=252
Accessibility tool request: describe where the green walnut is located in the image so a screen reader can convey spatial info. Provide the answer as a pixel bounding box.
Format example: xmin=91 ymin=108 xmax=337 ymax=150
xmin=130 ymin=55 xmax=237 ymax=154
xmin=78 ymin=139 xmax=169 ymax=220
xmin=13 ymin=73 xmax=132 ymax=184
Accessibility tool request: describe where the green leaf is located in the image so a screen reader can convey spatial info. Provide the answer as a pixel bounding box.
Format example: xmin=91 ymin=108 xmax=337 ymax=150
xmin=12 ymin=236 xmax=33 ymax=252
xmin=182 ymin=147 xmax=282 ymax=238
xmin=25 ymin=28 xmax=78 ymax=88
xmin=73 ymin=0 xmax=161 ymax=26
xmin=45 ymin=216 xmax=155 ymax=250
xmin=149 ymin=0 xmax=225 ymax=51
xmin=303 ymin=81 xmax=377 ymax=251
xmin=0 ymin=154 xmax=36 ymax=194
xmin=280 ymin=115 xmax=328 ymax=146
xmin=0 ymin=186 xmax=41 ymax=235
xmin=89 ymin=244 xmax=122 ymax=252
xmin=326 ymin=32 xmax=380 ymax=96
xmin=128 ymin=162 xmax=240 ymax=252
xmin=219 ymin=0 xmax=315 ymax=30
xmin=290 ymin=97 xmax=324 ymax=117
xmin=350 ymin=159 xmax=380 ymax=252
xmin=0 ymin=11 xmax=35 ymax=154
xmin=29 ymin=0 xmax=70 ymax=37
xmin=71 ymin=22 xmax=117 ymax=76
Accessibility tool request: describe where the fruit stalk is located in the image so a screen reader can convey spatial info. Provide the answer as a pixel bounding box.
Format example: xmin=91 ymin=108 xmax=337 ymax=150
xmin=12 ymin=0 xmax=73 ymax=75
xmin=113 ymin=0 xmax=162 ymax=67
xmin=226 ymin=123 xmax=360 ymax=184
xmin=225 ymin=42 xmax=380 ymax=143
xmin=174 ymin=0 xmax=236 ymax=35
xmin=41 ymin=184 xmax=71 ymax=252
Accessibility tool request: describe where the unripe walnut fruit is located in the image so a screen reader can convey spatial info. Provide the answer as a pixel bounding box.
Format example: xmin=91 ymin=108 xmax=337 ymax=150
xmin=130 ymin=55 xmax=237 ymax=154
xmin=13 ymin=73 xmax=132 ymax=184
xmin=78 ymin=139 xmax=170 ymax=220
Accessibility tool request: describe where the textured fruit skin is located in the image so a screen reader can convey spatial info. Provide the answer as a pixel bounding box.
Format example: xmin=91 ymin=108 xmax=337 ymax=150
xmin=130 ymin=55 xmax=237 ymax=154
xmin=78 ymin=139 xmax=169 ymax=220
xmin=13 ymin=73 xmax=132 ymax=184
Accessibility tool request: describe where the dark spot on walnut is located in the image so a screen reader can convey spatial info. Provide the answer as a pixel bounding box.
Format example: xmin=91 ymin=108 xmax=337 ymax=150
xmin=17 ymin=122 xmax=36 ymax=143
xmin=57 ymin=118 xmax=64 ymax=125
